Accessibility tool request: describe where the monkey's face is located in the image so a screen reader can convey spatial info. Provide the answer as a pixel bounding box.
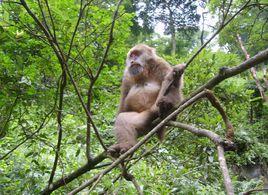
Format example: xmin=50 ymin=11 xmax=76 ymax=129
xmin=126 ymin=44 xmax=156 ymax=76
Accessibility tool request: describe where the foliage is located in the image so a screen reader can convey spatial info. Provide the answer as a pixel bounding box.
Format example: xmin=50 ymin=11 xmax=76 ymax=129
xmin=0 ymin=0 xmax=267 ymax=194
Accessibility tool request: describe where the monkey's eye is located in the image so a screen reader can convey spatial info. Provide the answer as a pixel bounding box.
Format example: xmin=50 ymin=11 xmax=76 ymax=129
xmin=130 ymin=50 xmax=141 ymax=58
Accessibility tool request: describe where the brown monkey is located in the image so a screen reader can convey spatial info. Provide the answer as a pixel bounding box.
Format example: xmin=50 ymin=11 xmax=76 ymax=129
xmin=109 ymin=44 xmax=185 ymax=156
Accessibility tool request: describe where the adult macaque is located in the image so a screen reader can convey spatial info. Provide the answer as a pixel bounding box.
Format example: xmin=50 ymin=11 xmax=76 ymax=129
xmin=109 ymin=44 xmax=185 ymax=156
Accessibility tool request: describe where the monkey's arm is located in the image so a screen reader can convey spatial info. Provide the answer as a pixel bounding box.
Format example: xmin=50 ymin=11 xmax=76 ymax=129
xmin=155 ymin=64 xmax=185 ymax=117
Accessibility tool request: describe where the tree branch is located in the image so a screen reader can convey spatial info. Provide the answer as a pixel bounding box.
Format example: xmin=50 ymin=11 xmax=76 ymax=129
xmin=41 ymin=152 xmax=107 ymax=195
xmin=203 ymin=90 xmax=234 ymax=141
xmin=167 ymin=122 xmax=234 ymax=195
xmin=48 ymin=72 xmax=67 ymax=186
xmin=217 ymin=145 xmax=234 ymax=195
xmin=189 ymin=47 xmax=268 ymax=98
xmin=236 ymin=34 xmax=268 ymax=102
xmin=243 ymin=188 xmax=268 ymax=195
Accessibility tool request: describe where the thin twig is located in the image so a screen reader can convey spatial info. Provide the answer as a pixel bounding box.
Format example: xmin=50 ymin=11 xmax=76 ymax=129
xmin=0 ymin=108 xmax=55 ymax=160
xmin=2 ymin=95 xmax=19 ymax=133
xmin=44 ymin=0 xmax=57 ymax=39
xmin=0 ymin=76 xmax=60 ymax=160
xmin=185 ymin=0 xmax=251 ymax=68
xmin=66 ymin=0 xmax=93 ymax=61
xmin=48 ymin=72 xmax=67 ymax=186
xmin=19 ymin=0 xmax=107 ymax=150
xmin=236 ymin=34 xmax=268 ymax=102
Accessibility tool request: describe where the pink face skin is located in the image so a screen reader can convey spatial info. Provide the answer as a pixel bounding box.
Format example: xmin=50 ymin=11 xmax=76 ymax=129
xmin=127 ymin=50 xmax=144 ymax=76
xmin=129 ymin=50 xmax=142 ymax=65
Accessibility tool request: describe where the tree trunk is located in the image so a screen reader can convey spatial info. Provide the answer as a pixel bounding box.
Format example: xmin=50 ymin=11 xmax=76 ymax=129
xmin=171 ymin=30 xmax=176 ymax=56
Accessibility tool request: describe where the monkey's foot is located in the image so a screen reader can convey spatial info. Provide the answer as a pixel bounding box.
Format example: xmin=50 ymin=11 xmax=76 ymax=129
xmin=108 ymin=142 xmax=134 ymax=158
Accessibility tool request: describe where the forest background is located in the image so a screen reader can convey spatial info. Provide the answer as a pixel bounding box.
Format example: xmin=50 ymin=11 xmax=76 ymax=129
xmin=0 ymin=0 xmax=267 ymax=194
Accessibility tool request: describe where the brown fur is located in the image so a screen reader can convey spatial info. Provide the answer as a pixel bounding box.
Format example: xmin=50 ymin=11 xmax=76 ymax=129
xmin=109 ymin=44 xmax=184 ymax=156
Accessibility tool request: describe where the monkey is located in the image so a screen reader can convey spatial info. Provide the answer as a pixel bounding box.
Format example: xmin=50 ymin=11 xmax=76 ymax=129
xmin=108 ymin=44 xmax=185 ymax=156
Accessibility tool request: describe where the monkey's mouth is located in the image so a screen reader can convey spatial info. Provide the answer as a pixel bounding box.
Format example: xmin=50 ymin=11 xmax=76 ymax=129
xmin=129 ymin=63 xmax=143 ymax=76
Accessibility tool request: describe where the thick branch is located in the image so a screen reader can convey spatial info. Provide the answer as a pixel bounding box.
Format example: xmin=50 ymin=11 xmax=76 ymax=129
xmin=217 ymin=145 xmax=234 ymax=195
xmin=243 ymin=188 xmax=268 ymax=195
xmin=167 ymin=121 xmax=224 ymax=145
xmin=190 ymin=47 xmax=268 ymax=97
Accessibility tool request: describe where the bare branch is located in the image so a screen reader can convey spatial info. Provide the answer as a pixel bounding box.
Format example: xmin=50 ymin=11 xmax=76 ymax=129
xmin=243 ymin=188 xmax=268 ymax=195
xmin=167 ymin=122 xmax=234 ymax=194
xmin=217 ymin=145 xmax=234 ymax=195
xmin=48 ymin=72 xmax=67 ymax=186
xmin=263 ymin=66 xmax=268 ymax=88
xmin=44 ymin=0 xmax=57 ymax=39
xmin=41 ymin=152 xmax=107 ymax=195
xmin=37 ymin=0 xmax=53 ymax=37
xmin=167 ymin=121 xmax=224 ymax=145
xmin=236 ymin=34 xmax=268 ymax=102
xmin=204 ymin=90 xmax=234 ymax=141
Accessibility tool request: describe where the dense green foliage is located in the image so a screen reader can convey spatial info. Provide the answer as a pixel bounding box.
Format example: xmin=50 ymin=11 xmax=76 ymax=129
xmin=0 ymin=0 xmax=267 ymax=194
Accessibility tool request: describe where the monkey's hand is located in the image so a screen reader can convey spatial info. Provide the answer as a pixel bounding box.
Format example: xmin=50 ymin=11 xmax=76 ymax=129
xmin=108 ymin=142 xmax=134 ymax=158
xmin=157 ymin=96 xmax=174 ymax=118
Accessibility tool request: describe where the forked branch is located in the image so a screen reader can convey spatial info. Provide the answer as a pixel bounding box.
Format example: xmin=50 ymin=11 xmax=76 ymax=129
xmin=168 ymin=122 xmax=234 ymax=195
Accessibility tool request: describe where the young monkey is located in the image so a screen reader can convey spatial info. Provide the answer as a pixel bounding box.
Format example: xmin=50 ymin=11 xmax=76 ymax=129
xmin=109 ymin=44 xmax=185 ymax=156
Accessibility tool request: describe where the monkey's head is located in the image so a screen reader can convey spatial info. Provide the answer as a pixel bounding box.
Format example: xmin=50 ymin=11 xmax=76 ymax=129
xmin=126 ymin=44 xmax=156 ymax=76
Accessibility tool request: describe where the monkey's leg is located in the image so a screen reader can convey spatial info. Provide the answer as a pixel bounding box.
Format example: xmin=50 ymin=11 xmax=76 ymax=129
xmin=109 ymin=110 xmax=156 ymax=156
